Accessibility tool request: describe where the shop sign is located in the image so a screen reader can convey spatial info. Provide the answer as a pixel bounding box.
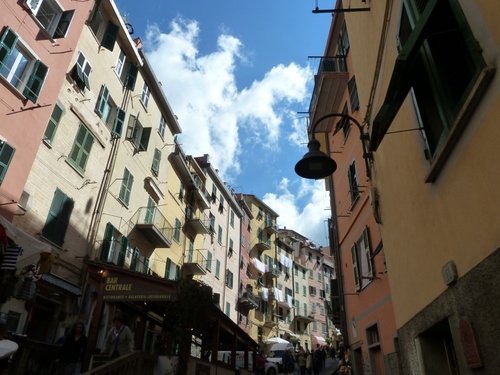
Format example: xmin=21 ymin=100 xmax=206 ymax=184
xmin=102 ymin=273 xmax=176 ymax=301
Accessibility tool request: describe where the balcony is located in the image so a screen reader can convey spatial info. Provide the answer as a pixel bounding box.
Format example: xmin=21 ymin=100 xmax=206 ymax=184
xmin=308 ymin=56 xmax=349 ymax=133
xmin=255 ymin=241 xmax=271 ymax=251
xmin=238 ymin=290 xmax=259 ymax=310
xmin=183 ymin=249 xmax=207 ymax=276
xmin=99 ymin=241 xmax=152 ymax=275
xmin=294 ymin=313 xmax=315 ymax=324
xmin=265 ymin=264 xmax=280 ymax=279
xmin=185 ymin=207 xmax=210 ymax=235
xmin=132 ymin=206 xmax=173 ymax=248
xmin=263 ymin=315 xmax=278 ymax=328
xmin=169 ymin=146 xmax=210 ymax=210
xmin=265 ymin=220 xmax=278 ymax=234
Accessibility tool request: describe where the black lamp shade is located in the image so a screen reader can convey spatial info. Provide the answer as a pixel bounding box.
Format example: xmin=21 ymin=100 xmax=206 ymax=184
xmin=295 ymin=139 xmax=337 ymax=179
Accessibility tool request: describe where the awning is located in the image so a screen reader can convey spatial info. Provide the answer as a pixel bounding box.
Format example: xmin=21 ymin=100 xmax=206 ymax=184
xmin=312 ymin=335 xmax=327 ymax=347
xmin=0 ymin=216 xmax=52 ymax=268
xmin=40 ymin=273 xmax=82 ymax=296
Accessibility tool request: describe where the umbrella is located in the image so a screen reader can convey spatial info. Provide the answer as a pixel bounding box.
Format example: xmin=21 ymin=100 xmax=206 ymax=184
xmin=264 ymin=337 xmax=289 ymax=344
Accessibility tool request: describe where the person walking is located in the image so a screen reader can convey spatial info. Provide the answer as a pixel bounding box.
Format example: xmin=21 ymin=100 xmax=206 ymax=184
xmin=305 ymin=351 xmax=312 ymax=375
xmin=297 ymin=351 xmax=306 ymax=375
xmin=54 ymin=322 xmax=87 ymax=375
xmin=256 ymin=350 xmax=266 ymax=375
xmin=101 ymin=314 xmax=134 ymax=359
xmin=312 ymin=350 xmax=321 ymax=375
xmin=283 ymin=349 xmax=294 ymax=375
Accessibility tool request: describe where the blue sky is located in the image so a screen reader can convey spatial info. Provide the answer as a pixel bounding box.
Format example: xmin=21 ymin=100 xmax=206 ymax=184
xmin=115 ymin=0 xmax=334 ymax=246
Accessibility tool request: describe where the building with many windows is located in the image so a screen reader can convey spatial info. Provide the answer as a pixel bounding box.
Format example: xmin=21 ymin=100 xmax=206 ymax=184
xmin=307 ymin=1 xmax=398 ymax=373
xmin=338 ymin=0 xmax=500 ymax=372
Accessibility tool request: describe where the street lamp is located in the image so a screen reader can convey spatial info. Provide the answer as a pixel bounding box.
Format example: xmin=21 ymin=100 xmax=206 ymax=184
xmin=295 ymin=113 xmax=372 ymax=179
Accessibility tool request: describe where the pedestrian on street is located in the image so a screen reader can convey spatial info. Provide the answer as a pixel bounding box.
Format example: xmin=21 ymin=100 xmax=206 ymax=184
xmin=256 ymin=350 xmax=266 ymax=375
xmin=305 ymin=351 xmax=313 ymax=375
xmin=283 ymin=349 xmax=294 ymax=375
xmin=312 ymin=350 xmax=321 ymax=375
xmin=101 ymin=313 xmax=134 ymax=359
xmin=54 ymin=322 xmax=87 ymax=375
xmin=298 ymin=351 xmax=306 ymax=375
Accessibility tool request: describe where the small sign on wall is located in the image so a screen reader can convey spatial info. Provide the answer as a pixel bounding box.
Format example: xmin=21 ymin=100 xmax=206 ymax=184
xmin=441 ymin=261 xmax=458 ymax=286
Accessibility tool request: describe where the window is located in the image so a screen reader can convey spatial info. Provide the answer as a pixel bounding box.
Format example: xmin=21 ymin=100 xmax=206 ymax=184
xmin=206 ymin=251 xmax=212 ymax=271
xmin=70 ymin=52 xmax=91 ymax=92
xmin=348 ymin=76 xmax=359 ymax=111
xmin=257 ymin=228 xmax=263 ymax=243
xmin=96 ymin=85 xmax=118 ymax=127
xmin=302 ymin=269 xmax=306 ymax=280
xmin=126 ymin=114 xmax=151 ymax=152
xmin=158 ymin=115 xmax=166 ymax=138
xmin=326 ymin=283 xmax=330 ymax=294
xmin=230 ymin=210 xmax=235 ymax=227
xmin=226 ymin=270 xmax=234 ymax=289
xmin=225 ymin=302 xmax=230 ymax=316
xmin=173 ymin=218 xmax=181 ymax=242
xmin=0 ymin=141 xmax=15 ymax=185
xmin=217 ymin=225 xmax=223 ymax=245
xmin=68 ymin=123 xmax=94 ymax=173
xmin=26 ymin=0 xmax=74 ymax=38
xmin=218 ymin=194 xmax=224 ymax=213
xmin=89 ymin=7 xmax=119 ymax=52
xmin=320 ymin=305 xmax=325 ymax=315
xmin=211 ymin=184 xmax=217 ymax=203
xmin=0 ymin=27 xmax=48 ymax=103
xmin=318 ymin=272 xmax=322 ymax=282
xmin=100 ymin=222 xmax=128 ymax=266
xmin=140 ymin=82 xmax=150 ymax=109
xmin=228 ymin=238 xmax=234 ymax=258
xmin=338 ymin=21 xmax=350 ymax=56
xmin=124 ymin=63 xmax=138 ymax=90
xmin=209 ymin=213 xmax=215 ymax=233
xmin=303 ymin=285 xmax=306 ymax=297
xmin=165 ymin=258 xmax=179 ymax=280
xmin=295 ymin=282 xmax=299 ymax=294
xmin=337 ymin=103 xmax=351 ymax=142
xmin=372 ymin=0 xmax=494 ymax=175
xmin=115 ymin=49 xmax=126 ymax=77
xmin=309 ymin=286 xmax=316 ymax=296
xmin=351 ymin=226 xmax=373 ymax=291
xmin=187 ymin=238 xmax=194 ymax=262
xmin=311 ymin=303 xmax=316 ymax=313
xmin=303 ymin=303 xmax=308 ymax=316
xmin=313 ymin=321 xmax=317 ymax=331
xmin=295 ymin=266 xmax=298 ymax=276
xmin=215 ymin=259 xmax=221 ymax=279
xmin=151 ymin=148 xmax=161 ymax=176
xmin=322 ymin=323 xmax=326 ymax=334
xmin=241 ymin=234 xmax=245 ymax=248
xmin=43 ymin=102 xmax=64 ymax=144
xmin=118 ymin=168 xmax=134 ymax=205
xmin=309 ymin=269 xmax=313 ymax=278
xmin=144 ymin=196 xmax=155 ymax=224
xmin=257 ymin=207 xmax=263 ymax=219
xmin=42 ymin=188 xmax=74 ymax=246
xmin=348 ymin=160 xmax=359 ymax=205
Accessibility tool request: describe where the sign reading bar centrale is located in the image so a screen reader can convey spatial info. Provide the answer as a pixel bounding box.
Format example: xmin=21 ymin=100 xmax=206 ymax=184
xmin=102 ymin=273 xmax=176 ymax=302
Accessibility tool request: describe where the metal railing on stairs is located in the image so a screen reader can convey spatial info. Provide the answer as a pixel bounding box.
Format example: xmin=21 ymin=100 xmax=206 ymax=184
xmin=82 ymin=351 xmax=156 ymax=375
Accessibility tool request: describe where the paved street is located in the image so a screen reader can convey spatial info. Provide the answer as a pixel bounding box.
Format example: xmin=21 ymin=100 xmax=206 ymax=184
xmin=282 ymin=357 xmax=339 ymax=375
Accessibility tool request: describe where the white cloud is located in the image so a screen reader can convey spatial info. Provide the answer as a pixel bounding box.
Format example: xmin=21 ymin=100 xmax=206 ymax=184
xmin=144 ymin=18 xmax=311 ymax=177
xmin=263 ymin=178 xmax=330 ymax=246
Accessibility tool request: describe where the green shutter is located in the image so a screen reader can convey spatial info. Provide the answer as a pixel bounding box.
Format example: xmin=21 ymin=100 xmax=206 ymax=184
xmin=130 ymin=248 xmax=139 ymax=271
xmin=215 ymin=259 xmax=220 ymax=278
xmin=151 ymin=148 xmax=161 ymax=176
xmin=119 ymin=168 xmax=134 ymax=205
xmin=42 ymin=189 xmax=74 ymax=246
xmin=97 ymin=85 xmax=109 ymax=117
xmin=143 ymin=258 xmax=149 ymax=274
xmin=23 ymin=60 xmax=48 ymax=103
xmin=0 ymin=143 xmax=15 ymax=184
xmin=124 ymin=63 xmax=138 ymax=90
xmin=139 ymin=127 xmax=151 ymax=152
xmin=165 ymin=258 xmax=171 ymax=279
xmin=0 ymin=27 xmax=18 ymax=74
xmin=126 ymin=114 xmax=136 ymax=139
xmin=44 ymin=103 xmax=64 ymax=144
xmin=175 ymin=265 xmax=180 ymax=280
xmin=113 ymin=108 xmax=126 ymax=137
xmin=68 ymin=124 xmax=94 ymax=173
xmin=118 ymin=236 xmax=127 ymax=267
xmin=101 ymin=21 xmax=119 ymax=51
xmin=100 ymin=222 xmax=114 ymax=261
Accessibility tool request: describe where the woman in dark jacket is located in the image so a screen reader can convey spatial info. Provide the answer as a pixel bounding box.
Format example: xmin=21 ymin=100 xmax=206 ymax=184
xmin=55 ymin=322 xmax=87 ymax=375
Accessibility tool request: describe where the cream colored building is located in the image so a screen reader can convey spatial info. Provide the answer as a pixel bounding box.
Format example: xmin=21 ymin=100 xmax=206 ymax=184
xmin=194 ymin=155 xmax=243 ymax=323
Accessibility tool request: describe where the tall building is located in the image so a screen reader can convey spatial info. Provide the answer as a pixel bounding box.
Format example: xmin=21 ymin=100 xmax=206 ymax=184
xmin=308 ymin=1 xmax=398 ymax=373
xmin=243 ymin=195 xmax=279 ymax=344
xmin=328 ymin=0 xmax=500 ymax=373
